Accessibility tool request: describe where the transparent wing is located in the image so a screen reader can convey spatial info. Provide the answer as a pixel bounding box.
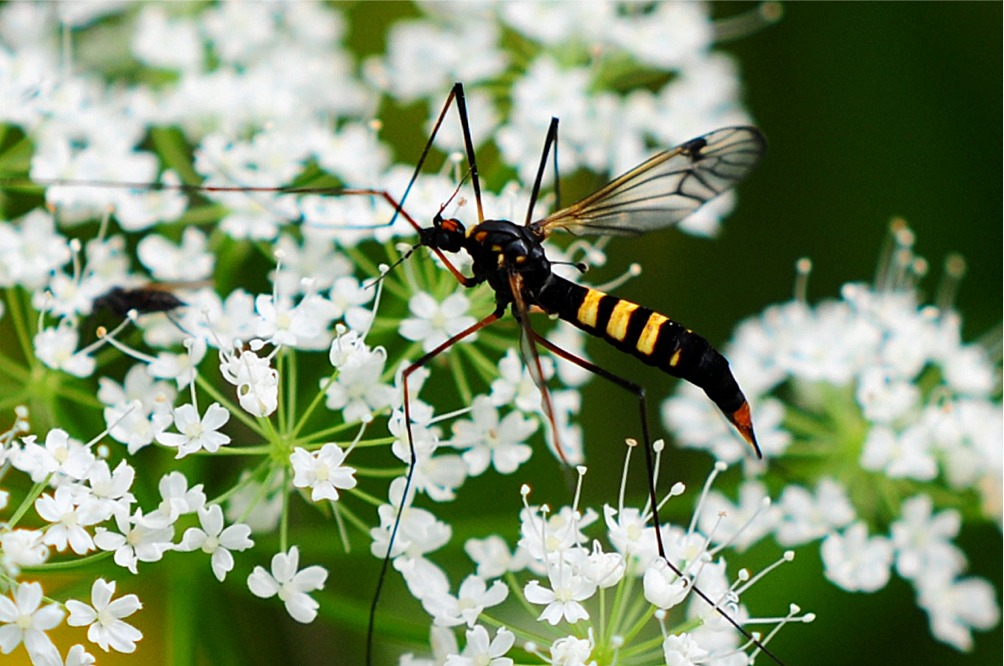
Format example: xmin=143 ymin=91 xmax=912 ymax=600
xmin=530 ymin=126 xmax=765 ymax=238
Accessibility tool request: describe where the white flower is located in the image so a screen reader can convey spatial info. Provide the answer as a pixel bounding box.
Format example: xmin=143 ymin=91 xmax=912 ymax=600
xmin=643 ymin=559 xmax=690 ymax=610
xmin=14 ymin=428 xmax=94 ymax=483
xmin=177 ymin=505 xmax=254 ymax=581
xmin=148 ymin=338 xmax=207 ymax=389
xmin=370 ymin=478 xmax=452 ymax=560
xmin=247 ymin=546 xmax=328 ymax=623
xmin=63 ymin=643 xmax=96 ymax=666
xmin=324 ymin=335 xmax=394 ymax=423
xmin=697 ymin=480 xmax=778 ymax=553
xmin=137 ymin=227 xmax=213 ymax=281
xmin=490 ymin=348 xmax=555 ymax=414
xmin=390 ymin=413 xmax=468 ymax=502
xmin=219 ymin=344 xmax=280 ymax=417
xmin=890 ymin=495 xmax=965 ymax=581
xmin=421 ymin=574 xmax=508 ymax=629
xmin=85 ymin=460 xmax=136 ymax=521
xmin=146 ymin=471 xmax=206 ymax=526
xmin=65 ymin=579 xmax=143 ymax=653
xmin=93 ymin=509 xmax=174 ymax=574
xmin=548 ymin=634 xmax=595 ymax=666
xmin=775 ymin=479 xmax=855 ymax=547
xmin=860 ymin=423 xmax=938 ymax=480
xmin=32 ymin=322 xmax=96 ymax=377
xmin=662 ymin=633 xmax=710 ymax=666
xmin=399 ymin=291 xmax=478 ymax=353
xmin=450 ymin=396 xmax=535 ymax=475
xmin=917 ymin=574 xmax=1000 ymax=651
xmin=156 ymin=403 xmax=231 ymax=458
xmin=254 ymin=293 xmax=327 ymax=348
xmin=290 ymin=443 xmax=358 ymax=502
xmin=524 ymin=565 xmax=596 ymax=626
xmin=821 ymin=522 xmax=893 ymax=593
xmin=444 ymin=625 xmax=515 ymax=666
xmin=35 ymin=484 xmax=104 ymax=555
xmin=0 ymin=529 xmax=49 ymax=575
xmin=464 ymin=535 xmax=525 ymax=580
xmin=224 ymin=471 xmax=284 ymax=534
xmin=0 ymin=581 xmax=64 ymax=662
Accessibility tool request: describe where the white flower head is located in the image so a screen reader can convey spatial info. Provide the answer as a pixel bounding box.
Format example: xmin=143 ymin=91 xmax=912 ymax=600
xmin=177 ymin=504 xmax=254 ymax=582
xmin=247 ymin=546 xmax=328 ymax=623
xmin=0 ymin=581 xmax=64 ymax=663
xmin=65 ymin=579 xmax=143 ymax=653
xmin=399 ymin=291 xmax=478 ymax=354
xmin=156 ymin=403 xmax=231 ymax=458
xmin=290 ymin=443 xmax=358 ymax=502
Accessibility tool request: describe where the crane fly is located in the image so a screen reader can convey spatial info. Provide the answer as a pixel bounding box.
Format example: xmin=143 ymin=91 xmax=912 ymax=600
xmin=374 ymin=82 xmax=776 ymax=665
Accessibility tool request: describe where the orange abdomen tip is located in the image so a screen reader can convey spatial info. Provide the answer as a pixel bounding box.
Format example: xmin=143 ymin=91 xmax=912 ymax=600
xmin=729 ymin=402 xmax=761 ymax=459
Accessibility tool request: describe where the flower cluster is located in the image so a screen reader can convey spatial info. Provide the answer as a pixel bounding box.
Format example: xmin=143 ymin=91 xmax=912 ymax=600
xmin=663 ymin=221 xmax=1002 ymax=651
xmin=396 ymin=452 xmax=810 ymax=666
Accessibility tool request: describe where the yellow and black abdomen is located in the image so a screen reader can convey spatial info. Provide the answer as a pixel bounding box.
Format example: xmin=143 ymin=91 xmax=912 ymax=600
xmin=533 ymin=274 xmax=759 ymax=453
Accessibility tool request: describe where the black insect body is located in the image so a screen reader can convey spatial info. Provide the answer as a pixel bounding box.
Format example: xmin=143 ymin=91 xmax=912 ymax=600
xmin=92 ymin=286 xmax=186 ymax=318
xmin=416 ymin=128 xmax=762 ymax=455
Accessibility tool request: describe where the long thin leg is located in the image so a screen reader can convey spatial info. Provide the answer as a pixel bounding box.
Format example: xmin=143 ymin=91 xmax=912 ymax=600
xmin=531 ymin=331 xmax=786 ymax=666
xmin=524 ymin=117 xmax=560 ymax=226
xmin=450 ymin=83 xmax=484 ymax=223
xmin=367 ymin=308 xmax=502 ymax=666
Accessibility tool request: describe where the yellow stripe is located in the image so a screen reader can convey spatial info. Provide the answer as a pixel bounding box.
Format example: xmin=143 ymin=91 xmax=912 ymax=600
xmin=605 ymin=300 xmax=638 ymax=342
xmin=576 ymin=289 xmax=604 ymax=328
xmin=636 ymin=312 xmax=668 ymax=355
xmin=669 ymin=349 xmax=682 ymax=367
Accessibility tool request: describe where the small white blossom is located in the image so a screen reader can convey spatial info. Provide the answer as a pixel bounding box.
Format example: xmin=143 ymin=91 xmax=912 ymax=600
xmin=0 ymin=530 xmax=49 ymax=575
xmin=917 ymin=574 xmax=1000 ymax=651
xmin=0 ymin=581 xmax=64 ymax=662
xmin=94 ymin=508 xmax=175 ymax=574
xmin=643 ymin=558 xmax=691 ymax=611
xmin=450 ymin=396 xmax=535 ymax=475
xmin=177 ymin=504 xmax=254 ymax=581
xmin=548 ymin=634 xmax=595 ymax=666
xmin=290 ymin=443 xmax=358 ymax=502
xmin=35 ymin=484 xmax=104 ymax=555
xmin=890 ymin=495 xmax=965 ymax=581
xmin=15 ymin=428 xmax=94 ymax=483
xmin=65 ymin=579 xmax=143 ymax=653
xmin=399 ymin=291 xmax=477 ymax=354
xmin=444 ymin=625 xmax=515 ymax=666
xmin=219 ymin=344 xmax=280 ymax=417
xmin=146 ymin=471 xmax=206 ymax=526
xmin=524 ymin=565 xmax=596 ymax=626
xmin=156 ymin=403 xmax=231 ymax=458
xmin=821 ymin=522 xmax=893 ymax=593
xmin=662 ymin=633 xmax=710 ymax=666
xmin=247 ymin=546 xmax=328 ymax=623
xmin=422 ymin=574 xmax=508 ymax=629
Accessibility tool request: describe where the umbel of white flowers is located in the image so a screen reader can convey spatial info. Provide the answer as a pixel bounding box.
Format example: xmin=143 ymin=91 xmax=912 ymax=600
xmin=664 ymin=220 xmax=1001 ymax=651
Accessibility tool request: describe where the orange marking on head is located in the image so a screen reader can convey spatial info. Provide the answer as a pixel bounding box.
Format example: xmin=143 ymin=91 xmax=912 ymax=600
xmin=729 ymin=402 xmax=761 ymax=459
